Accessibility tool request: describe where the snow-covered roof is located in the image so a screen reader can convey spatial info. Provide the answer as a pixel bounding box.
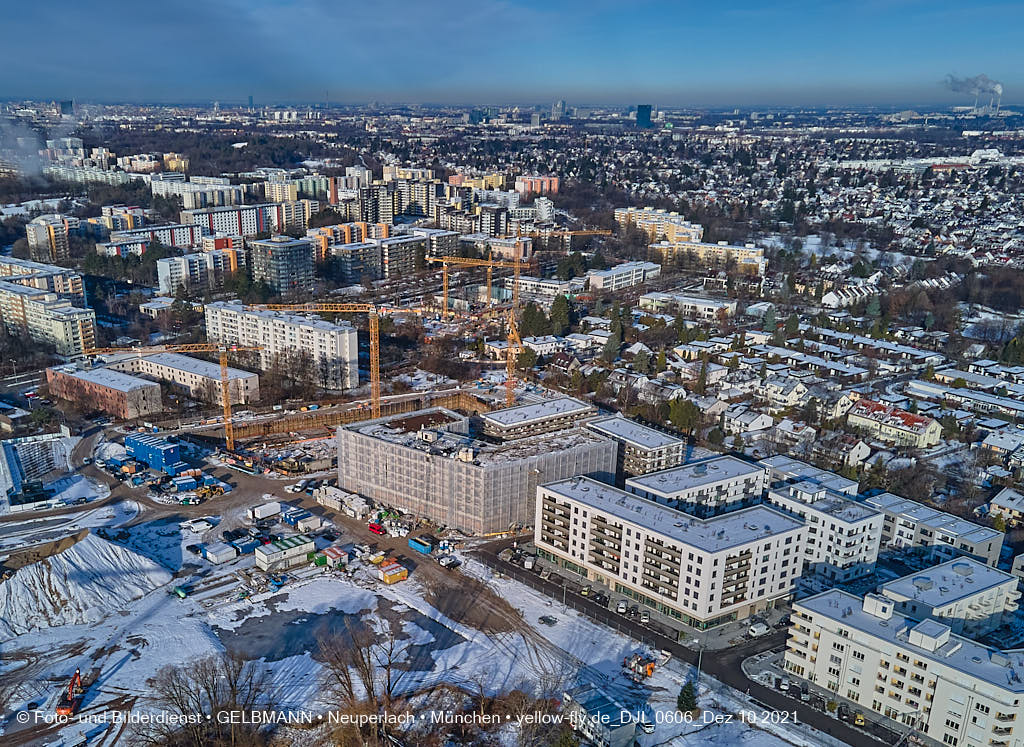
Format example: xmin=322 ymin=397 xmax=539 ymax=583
xmin=585 ymin=416 xmax=683 ymax=451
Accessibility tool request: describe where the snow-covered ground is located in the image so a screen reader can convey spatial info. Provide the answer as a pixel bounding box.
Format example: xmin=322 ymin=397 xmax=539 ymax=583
xmin=0 ymin=520 xmax=834 ymax=746
xmin=395 ymin=369 xmax=458 ymax=390
xmin=0 ymin=498 xmax=137 ymax=555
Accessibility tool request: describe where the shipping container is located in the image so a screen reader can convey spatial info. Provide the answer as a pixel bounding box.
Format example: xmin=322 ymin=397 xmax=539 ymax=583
xmin=378 ymin=562 xmax=408 ymax=584
xmin=124 ymin=434 xmax=181 ymax=475
xmin=283 ymin=510 xmax=311 ymax=527
xmin=408 ymin=537 xmax=434 ymax=555
xmin=202 ymin=542 xmax=238 ymax=564
xmin=254 ymin=534 xmax=315 ymax=572
xmin=232 ymin=539 xmax=261 ymax=554
xmin=297 ymin=515 xmax=322 ymax=532
xmin=248 ymin=502 xmax=281 ymax=521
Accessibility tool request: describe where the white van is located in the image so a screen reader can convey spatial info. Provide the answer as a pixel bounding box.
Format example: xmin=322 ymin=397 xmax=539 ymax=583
xmin=749 ymin=621 xmax=771 ymax=638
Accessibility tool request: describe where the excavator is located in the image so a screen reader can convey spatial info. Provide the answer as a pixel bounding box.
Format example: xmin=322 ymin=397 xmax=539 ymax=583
xmin=55 ymin=668 xmax=85 ymax=716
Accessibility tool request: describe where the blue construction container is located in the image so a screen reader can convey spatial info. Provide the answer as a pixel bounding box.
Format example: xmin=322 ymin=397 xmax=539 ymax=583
xmin=232 ymin=539 xmax=261 ymax=554
xmin=283 ymin=510 xmax=311 ymax=527
xmin=408 ymin=536 xmax=434 ymax=555
xmin=124 ymin=434 xmax=181 ymax=475
xmin=173 ymin=476 xmax=198 ymax=492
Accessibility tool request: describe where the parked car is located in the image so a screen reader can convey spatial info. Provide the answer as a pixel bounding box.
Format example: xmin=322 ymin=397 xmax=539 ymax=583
xmin=640 ymin=610 xmax=651 ymax=624
xmin=838 ymin=704 xmax=851 ymax=722
xmin=616 ymin=600 xmax=628 ymax=614
xmin=800 ymin=683 xmax=810 ymax=701
xmin=627 ymin=605 xmax=639 ymax=618
xmin=779 ymin=677 xmax=790 ymax=692
xmin=854 ymin=712 xmax=865 ymax=726
xmin=580 ymin=584 xmax=592 ymax=597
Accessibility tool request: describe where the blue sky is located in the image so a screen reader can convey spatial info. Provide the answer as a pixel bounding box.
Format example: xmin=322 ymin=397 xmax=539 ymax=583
xmin=2 ymin=0 xmax=1022 ymax=106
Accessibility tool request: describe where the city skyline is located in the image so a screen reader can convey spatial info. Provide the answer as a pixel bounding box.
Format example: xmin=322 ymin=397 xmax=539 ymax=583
xmin=2 ymin=0 xmax=1023 ymax=107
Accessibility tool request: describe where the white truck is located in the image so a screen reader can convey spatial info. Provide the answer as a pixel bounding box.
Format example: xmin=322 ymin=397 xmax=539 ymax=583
xmin=249 ymin=501 xmax=281 ymax=521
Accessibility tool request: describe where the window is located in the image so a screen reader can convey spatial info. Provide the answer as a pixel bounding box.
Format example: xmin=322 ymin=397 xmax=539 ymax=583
xmin=975 ymin=703 xmax=990 ymax=715
xmin=853 ymin=651 xmax=865 ymax=661
xmin=942 ymin=735 xmax=957 ymax=746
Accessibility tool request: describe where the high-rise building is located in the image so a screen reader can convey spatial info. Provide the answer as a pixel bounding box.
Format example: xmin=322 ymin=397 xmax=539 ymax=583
xmin=204 ymin=302 xmax=358 ymax=390
xmin=25 ymin=215 xmax=75 ymax=263
xmin=636 ymin=104 xmax=653 ymax=128
xmin=156 ymin=250 xmax=239 ymax=296
xmin=0 ymin=281 xmax=96 ymax=357
xmin=551 ymin=100 xmax=566 ymax=120
xmin=249 ymin=236 xmax=315 ymax=296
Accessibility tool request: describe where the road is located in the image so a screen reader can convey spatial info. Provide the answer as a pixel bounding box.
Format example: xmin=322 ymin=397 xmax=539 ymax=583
xmin=474 ymin=540 xmax=893 ymax=747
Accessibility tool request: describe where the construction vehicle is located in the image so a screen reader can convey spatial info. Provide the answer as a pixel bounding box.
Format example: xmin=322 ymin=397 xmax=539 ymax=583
xmin=196 ymin=485 xmax=225 ymax=499
xmin=86 ymin=343 xmax=261 ymax=451
xmin=55 ymin=668 xmax=85 ymax=716
xmin=622 ymin=653 xmax=656 ymax=681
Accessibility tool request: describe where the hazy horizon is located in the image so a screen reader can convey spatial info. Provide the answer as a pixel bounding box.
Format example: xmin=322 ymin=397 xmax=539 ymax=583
xmin=2 ymin=0 xmax=1022 ymax=109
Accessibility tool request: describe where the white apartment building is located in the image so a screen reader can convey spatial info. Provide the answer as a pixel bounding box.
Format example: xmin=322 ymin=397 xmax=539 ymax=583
xmin=151 ymin=178 xmax=243 ymax=210
xmin=786 ymin=590 xmax=1024 ymax=745
xmin=759 ymin=454 xmax=859 ymax=495
xmin=204 ymin=301 xmax=358 ymax=390
xmin=182 ymin=201 xmax=319 ymax=237
xmin=536 ymin=476 xmax=805 ymax=629
xmin=625 ymin=456 xmax=768 ymax=518
xmin=106 ymin=223 xmax=209 ymax=251
xmin=504 ymin=275 xmax=584 ymax=302
xmin=585 ymin=415 xmax=685 ymax=478
xmin=586 ymin=261 xmax=661 ymax=291
xmin=766 ymin=480 xmax=882 ymax=586
xmin=480 ymin=397 xmax=596 ymax=440
xmin=0 ymin=281 xmax=96 ymax=357
xmin=880 ymin=558 xmax=1020 ymax=638
xmin=156 ymin=250 xmax=238 ymax=296
xmin=0 ymin=257 xmax=86 ymax=305
xmin=865 ymin=492 xmax=1003 ymax=567
xmin=638 ymin=292 xmax=737 ymax=320
xmin=105 ymin=352 xmax=259 ymax=405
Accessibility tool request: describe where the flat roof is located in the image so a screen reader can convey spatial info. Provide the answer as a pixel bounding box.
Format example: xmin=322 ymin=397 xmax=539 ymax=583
xmin=881 ymin=557 xmax=1016 ymax=608
xmin=798 ymin=589 xmax=1024 ymax=692
xmin=140 ymin=352 xmax=254 ymax=381
xmin=759 ymin=454 xmax=858 ymax=495
xmin=626 ymin=455 xmax=765 ymax=498
xmin=585 ymin=416 xmax=683 ymax=450
xmin=865 ymin=492 xmax=1002 ymax=544
xmin=776 ymin=480 xmax=881 ymax=524
xmin=59 ymin=366 xmax=158 ymax=393
xmin=481 ymin=396 xmax=592 ymax=428
xmin=543 ymin=476 xmax=802 ymax=553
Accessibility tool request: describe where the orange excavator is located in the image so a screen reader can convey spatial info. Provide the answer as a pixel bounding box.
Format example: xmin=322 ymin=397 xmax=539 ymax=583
xmin=55 ymin=668 xmax=84 ymax=716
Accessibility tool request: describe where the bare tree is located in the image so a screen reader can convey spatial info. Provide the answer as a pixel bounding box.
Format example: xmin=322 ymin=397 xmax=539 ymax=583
xmin=134 ymin=652 xmax=274 ymax=747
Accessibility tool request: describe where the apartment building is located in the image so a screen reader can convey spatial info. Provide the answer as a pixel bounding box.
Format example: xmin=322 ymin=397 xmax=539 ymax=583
xmin=586 ymin=261 xmax=661 ymax=291
xmin=786 ymin=590 xmax=1024 ymax=745
xmin=204 ymin=301 xmax=358 ymax=390
xmin=865 ymin=492 xmax=1003 ymax=567
xmin=106 ymin=223 xmax=209 ymax=251
xmin=306 ymin=222 xmax=390 ymax=261
xmin=250 ymin=236 xmax=316 ymax=296
xmin=151 ymin=177 xmax=243 ymax=209
xmin=0 ymin=282 xmax=96 ymax=357
xmin=847 ymin=399 xmax=942 ymax=448
xmin=879 ymin=558 xmax=1020 ymax=637
xmin=375 ymin=235 xmax=426 ymax=279
xmin=766 ymin=480 xmax=882 ymax=585
xmin=337 ymin=408 xmax=616 ymax=534
xmin=638 ymin=292 xmax=736 ymax=320
xmin=92 ymin=204 xmax=145 ymax=231
xmin=514 ymin=175 xmax=559 ymax=197
xmin=480 ymin=397 xmax=596 ymax=440
xmin=584 ymin=415 xmax=685 ymax=479
xmin=537 ymin=476 xmax=805 ymax=628
xmin=25 ymin=214 xmax=74 ymax=263
xmin=613 ymin=207 xmax=704 ymax=243
xmin=46 ymin=365 xmax=162 ymax=419
xmin=105 ymin=352 xmax=258 ymax=404
xmin=0 ymin=257 xmax=86 ymax=305
xmin=625 ymin=456 xmax=768 ymax=518
xmin=459 ymin=233 xmax=533 ymax=261
xmin=409 ymin=227 xmax=459 ymax=258
xmin=182 ymin=201 xmax=319 ymax=237
xmin=264 ymin=180 xmax=298 ymax=202
xmin=156 ymin=250 xmax=239 ymax=296
xmin=650 ymin=239 xmax=768 ymax=277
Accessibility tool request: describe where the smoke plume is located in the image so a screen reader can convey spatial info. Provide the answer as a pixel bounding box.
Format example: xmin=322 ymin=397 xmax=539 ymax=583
xmin=944 ymin=73 xmax=1003 ymax=97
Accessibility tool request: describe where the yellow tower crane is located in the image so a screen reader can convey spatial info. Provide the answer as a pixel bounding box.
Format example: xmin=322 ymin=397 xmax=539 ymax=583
xmin=85 ymin=343 xmax=261 ymax=452
xmin=426 ymin=255 xmax=531 ymax=319
xmin=504 ymin=307 xmax=524 ymax=407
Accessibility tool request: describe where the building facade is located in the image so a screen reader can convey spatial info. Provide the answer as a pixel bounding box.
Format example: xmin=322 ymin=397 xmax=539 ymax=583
xmin=45 ymin=366 xmax=162 ymax=419
xmin=250 ymin=236 xmax=315 ymax=296
xmin=204 ymin=301 xmax=358 ymax=390
xmin=624 ymin=456 xmax=769 ymax=518
xmin=537 ymin=476 xmax=805 ymax=628
xmin=584 ymin=416 xmax=685 ymax=479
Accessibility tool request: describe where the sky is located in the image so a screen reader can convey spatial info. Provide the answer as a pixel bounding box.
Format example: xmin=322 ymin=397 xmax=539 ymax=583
xmin=2 ymin=0 xmax=1023 ymax=107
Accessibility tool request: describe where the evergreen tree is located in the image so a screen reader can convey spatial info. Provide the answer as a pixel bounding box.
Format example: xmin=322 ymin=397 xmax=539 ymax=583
xmin=785 ymin=313 xmax=800 ymax=336
xmin=656 ymin=349 xmax=667 ymax=373
xmin=633 ymin=349 xmax=652 ymax=375
xmin=549 ymin=295 xmax=571 ymax=336
xmin=677 ymin=681 xmax=698 ymax=712
xmin=764 ymin=306 xmax=776 ymax=330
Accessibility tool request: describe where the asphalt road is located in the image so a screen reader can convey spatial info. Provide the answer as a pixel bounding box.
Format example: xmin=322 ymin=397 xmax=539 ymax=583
xmin=474 ymin=540 xmax=892 ymax=747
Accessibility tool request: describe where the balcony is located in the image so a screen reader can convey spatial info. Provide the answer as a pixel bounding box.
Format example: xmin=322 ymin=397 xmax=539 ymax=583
xmin=996 ymin=713 xmax=1015 ymax=722
xmin=992 ymin=726 xmax=1012 ymax=736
